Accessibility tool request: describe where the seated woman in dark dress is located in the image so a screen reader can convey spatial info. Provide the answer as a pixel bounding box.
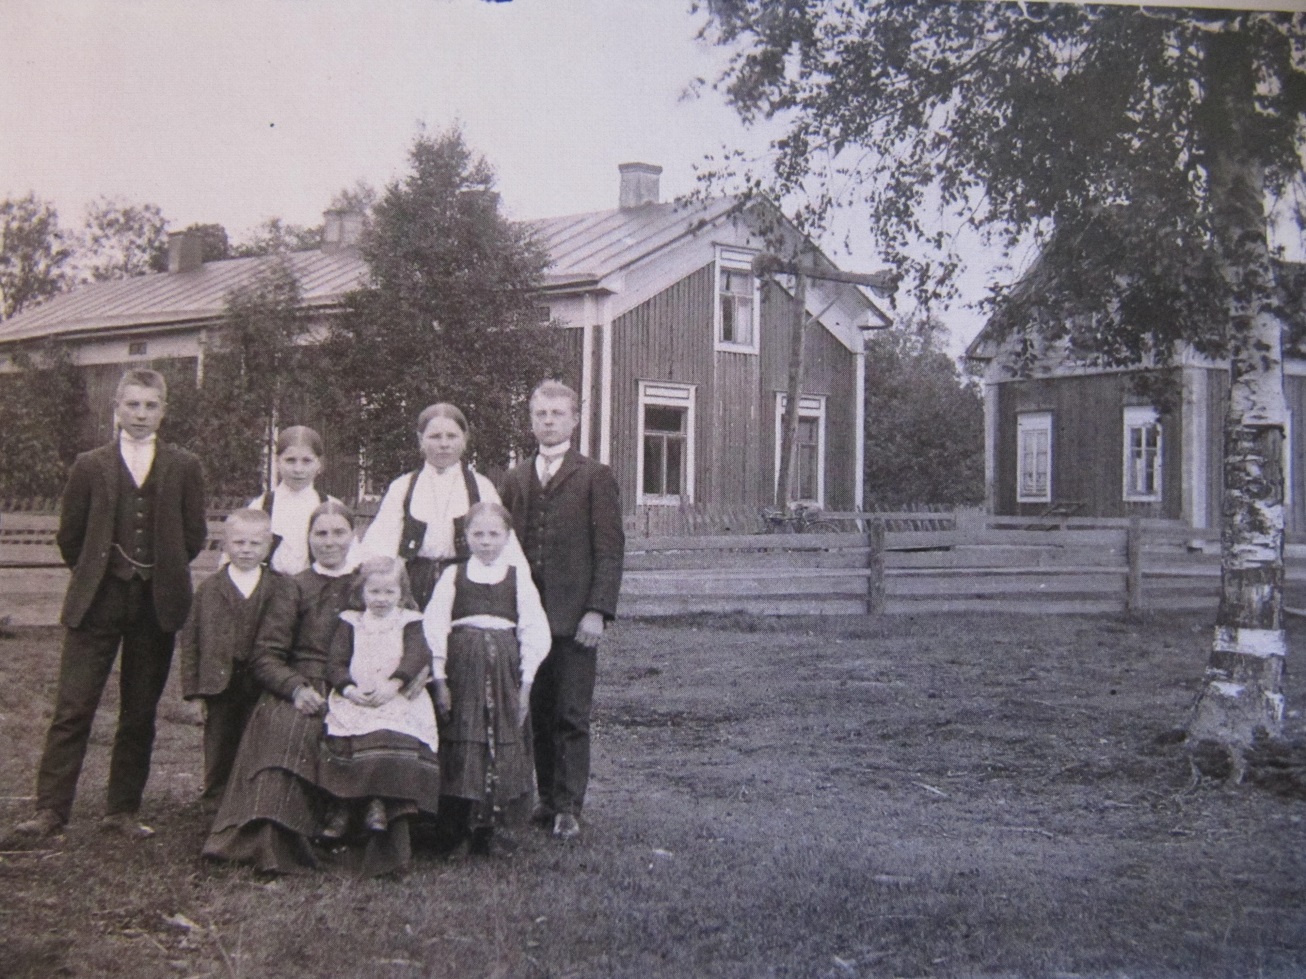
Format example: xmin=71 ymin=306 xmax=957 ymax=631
xmin=203 ymin=501 xmax=437 ymax=875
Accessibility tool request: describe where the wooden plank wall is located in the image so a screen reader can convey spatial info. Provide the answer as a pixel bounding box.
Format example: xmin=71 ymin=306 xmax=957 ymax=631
xmin=610 ymin=265 xmax=716 ymax=509
xmin=757 ymin=280 xmax=859 ymax=510
xmin=994 ymin=371 xmax=1183 ymax=520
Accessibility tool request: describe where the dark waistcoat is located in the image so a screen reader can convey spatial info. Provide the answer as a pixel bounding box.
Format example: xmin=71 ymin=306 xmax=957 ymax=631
xmin=109 ymin=456 xmax=156 ymax=581
xmin=450 ymin=563 xmax=518 ymax=622
xmin=522 ymin=468 xmax=553 ymax=581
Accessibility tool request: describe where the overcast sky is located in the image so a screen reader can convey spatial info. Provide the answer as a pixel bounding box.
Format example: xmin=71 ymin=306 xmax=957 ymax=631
xmin=1 ymin=0 xmax=1302 ymax=354
xmin=0 ymin=2 xmax=764 ymax=228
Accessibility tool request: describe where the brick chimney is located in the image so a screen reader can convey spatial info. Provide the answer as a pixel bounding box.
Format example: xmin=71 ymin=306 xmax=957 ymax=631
xmin=618 ymin=163 xmax=662 ymax=209
xmin=322 ymin=209 xmax=365 ymax=253
xmin=167 ymin=230 xmax=203 ymax=273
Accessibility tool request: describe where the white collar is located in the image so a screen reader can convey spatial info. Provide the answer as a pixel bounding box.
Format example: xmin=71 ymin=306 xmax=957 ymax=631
xmin=225 ymin=564 xmax=263 ymax=595
xmin=422 ymin=462 xmax=463 ymax=481
xmin=538 ymin=441 xmax=570 ymax=461
xmin=274 ymin=481 xmax=319 ymax=500
xmin=469 ymin=552 xmax=508 ymax=573
xmin=119 ymin=432 xmax=158 ymax=447
xmin=312 ymin=559 xmax=357 ymax=578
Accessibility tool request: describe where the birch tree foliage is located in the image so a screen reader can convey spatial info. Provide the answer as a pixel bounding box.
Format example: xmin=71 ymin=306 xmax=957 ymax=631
xmin=75 ymin=196 xmax=169 ymax=282
xmin=0 ymin=194 xmax=71 ymax=320
xmin=700 ymin=1 xmax=1306 ymax=758
xmin=698 ymin=1 xmax=1305 ymax=367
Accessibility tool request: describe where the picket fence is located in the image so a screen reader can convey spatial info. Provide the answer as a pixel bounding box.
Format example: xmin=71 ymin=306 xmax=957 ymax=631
xmin=2 ymin=506 xmax=1300 ymax=623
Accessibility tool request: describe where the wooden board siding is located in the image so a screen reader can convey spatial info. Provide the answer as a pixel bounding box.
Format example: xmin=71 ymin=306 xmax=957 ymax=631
xmin=608 ymin=266 xmax=860 ymax=514
xmin=758 ymin=279 xmax=857 ymax=509
xmin=1206 ymin=367 xmax=1228 ymax=533
xmin=994 ymin=370 xmax=1183 ymax=519
xmin=611 ymin=265 xmax=717 ymax=510
xmin=1282 ymin=373 xmax=1306 ymax=536
xmin=713 ymin=350 xmax=763 ymax=507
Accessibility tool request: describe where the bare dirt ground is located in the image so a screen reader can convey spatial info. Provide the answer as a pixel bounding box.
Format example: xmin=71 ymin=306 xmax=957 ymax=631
xmin=2 ymin=611 xmax=1304 ymax=979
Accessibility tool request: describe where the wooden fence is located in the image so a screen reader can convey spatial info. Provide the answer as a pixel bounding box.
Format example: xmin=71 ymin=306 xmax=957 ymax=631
xmin=4 ymin=508 xmax=1303 ymax=623
xmin=622 ymin=515 xmax=1306 ymax=618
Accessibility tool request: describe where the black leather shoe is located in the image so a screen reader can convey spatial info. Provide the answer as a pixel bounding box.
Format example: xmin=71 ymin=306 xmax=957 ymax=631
xmin=99 ymin=812 xmax=155 ymax=840
xmin=364 ymin=798 xmax=388 ymax=833
xmin=551 ymin=813 xmax=580 ymax=841
xmin=530 ymin=804 xmax=554 ymax=828
xmin=321 ymin=805 xmax=351 ymax=841
xmin=11 ymin=809 xmax=64 ymax=839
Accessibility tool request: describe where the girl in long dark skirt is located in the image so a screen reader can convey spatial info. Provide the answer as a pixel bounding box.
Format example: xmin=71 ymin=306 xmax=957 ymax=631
xmin=423 ymin=502 xmax=550 ymax=855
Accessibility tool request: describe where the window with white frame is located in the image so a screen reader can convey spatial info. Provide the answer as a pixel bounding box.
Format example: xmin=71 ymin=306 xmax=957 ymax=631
xmin=716 ymin=247 xmax=758 ymax=352
xmin=1122 ymin=406 xmax=1162 ymax=502
xmin=638 ymin=382 xmax=695 ymax=505
xmin=1016 ymin=412 xmax=1052 ymax=503
xmin=774 ymin=394 xmax=826 ymax=504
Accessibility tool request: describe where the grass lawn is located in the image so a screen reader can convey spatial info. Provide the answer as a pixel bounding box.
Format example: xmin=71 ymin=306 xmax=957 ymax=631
xmin=1 ymin=611 xmax=1304 ymax=979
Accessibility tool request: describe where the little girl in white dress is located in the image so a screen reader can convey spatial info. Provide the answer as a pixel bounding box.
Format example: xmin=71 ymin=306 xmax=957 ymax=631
xmin=320 ymin=556 xmax=445 ymax=847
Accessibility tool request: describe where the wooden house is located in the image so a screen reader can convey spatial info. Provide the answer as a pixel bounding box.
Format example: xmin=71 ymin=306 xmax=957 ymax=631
xmin=0 ymin=166 xmax=888 ymax=515
xmin=966 ymin=274 xmax=1306 ymax=534
xmin=534 ymin=163 xmax=889 ymax=519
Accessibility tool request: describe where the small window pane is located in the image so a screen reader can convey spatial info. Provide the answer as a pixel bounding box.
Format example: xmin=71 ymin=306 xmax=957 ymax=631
xmin=643 ymin=437 xmax=665 ymax=495
xmin=646 ymin=405 xmax=684 ymax=434
xmin=719 ymin=268 xmax=754 ymax=346
xmin=667 ymin=438 xmax=684 ymax=495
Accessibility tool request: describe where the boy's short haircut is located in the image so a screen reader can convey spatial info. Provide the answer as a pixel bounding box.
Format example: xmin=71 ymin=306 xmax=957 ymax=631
xmin=224 ymin=508 xmax=272 ymax=532
xmin=530 ymin=380 xmax=579 ymax=414
xmin=115 ymin=368 xmax=168 ymax=403
xmin=465 ymin=500 xmax=513 ymax=530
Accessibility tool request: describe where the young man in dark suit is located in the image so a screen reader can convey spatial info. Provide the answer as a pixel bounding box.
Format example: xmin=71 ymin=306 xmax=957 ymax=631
xmin=499 ymin=380 xmax=623 ymax=840
xmin=10 ymin=368 xmax=207 ymax=841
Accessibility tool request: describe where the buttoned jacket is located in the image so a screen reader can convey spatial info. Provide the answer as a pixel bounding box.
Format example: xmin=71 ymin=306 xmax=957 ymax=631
xmin=178 ymin=569 xmax=293 ymax=699
xmin=498 ymin=448 xmax=624 ymax=637
xmin=57 ymin=441 xmax=207 ymax=632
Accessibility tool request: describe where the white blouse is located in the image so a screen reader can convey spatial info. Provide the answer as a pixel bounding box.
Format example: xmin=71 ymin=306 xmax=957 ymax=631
xmin=422 ymin=553 xmax=551 ymax=687
xmin=361 ymin=464 xmax=526 ymax=567
xmin=250 ymin=484 xmax=332 ymax=576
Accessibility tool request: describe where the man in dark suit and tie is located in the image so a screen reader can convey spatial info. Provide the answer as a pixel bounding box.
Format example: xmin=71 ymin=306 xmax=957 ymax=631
xmin=10 ymin=368 xmax=207 ymax=841
xmin=499 ymin=380 xmax=623 ymax=841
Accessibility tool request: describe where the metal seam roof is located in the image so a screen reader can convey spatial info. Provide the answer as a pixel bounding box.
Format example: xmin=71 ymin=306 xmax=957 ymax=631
xmin=0 ymin=195 xmax=870 ymax=344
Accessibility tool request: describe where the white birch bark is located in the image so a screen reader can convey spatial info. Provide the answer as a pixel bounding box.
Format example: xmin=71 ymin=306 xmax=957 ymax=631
xmin=1187 ymin=29 xmax=1287 ymax=761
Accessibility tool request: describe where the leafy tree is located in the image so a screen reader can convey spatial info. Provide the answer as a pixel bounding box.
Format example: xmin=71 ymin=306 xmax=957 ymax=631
xmin=330 ymin=181 xmax=379 ymax=216
xmin=326 ymin=127 xmax=564 ymax=485
xmin=74 ymin=196 xmax=169 ymax=281
xmin=163 ymin=259 xmax=329 ymax=496
xmin=181 ymin=222 xmax=230 ymax=263
xmin=0 ymin=343 xmax=88 ymax=496
xmin=0 ymin=194 xmax=71 ymax=319
xmin=232 ymin=217 xmax=322 ymax=257
xmin=863 ymin=316 xmax=983 ymax=508
xmin=700 ymin=2 xmax=1305 ymax=757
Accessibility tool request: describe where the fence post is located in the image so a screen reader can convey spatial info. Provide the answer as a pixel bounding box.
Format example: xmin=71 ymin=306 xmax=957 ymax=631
xmin=1126 ymin=516 xmax=1143 ymax=614
xmin=867 ymin=518 xmax=886 ymax=615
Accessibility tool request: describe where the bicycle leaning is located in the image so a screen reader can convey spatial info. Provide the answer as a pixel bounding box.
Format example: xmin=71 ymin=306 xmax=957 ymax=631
xmin=759 ymin=501 xmax=841 ymax=533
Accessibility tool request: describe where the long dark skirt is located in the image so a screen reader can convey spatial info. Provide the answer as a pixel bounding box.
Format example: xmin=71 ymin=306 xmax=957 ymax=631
xmin=440 ymin=626 xmax=533 ymax=828
xmin=320 ymin=729 xmax=443 ymax=874
xmin=202 ymin=690 xmax=327 ymax=874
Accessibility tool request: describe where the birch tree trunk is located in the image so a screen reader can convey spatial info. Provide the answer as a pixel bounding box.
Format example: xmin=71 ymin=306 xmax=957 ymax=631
xmin=1188 ymin=29 xmax=1287 ymax=764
